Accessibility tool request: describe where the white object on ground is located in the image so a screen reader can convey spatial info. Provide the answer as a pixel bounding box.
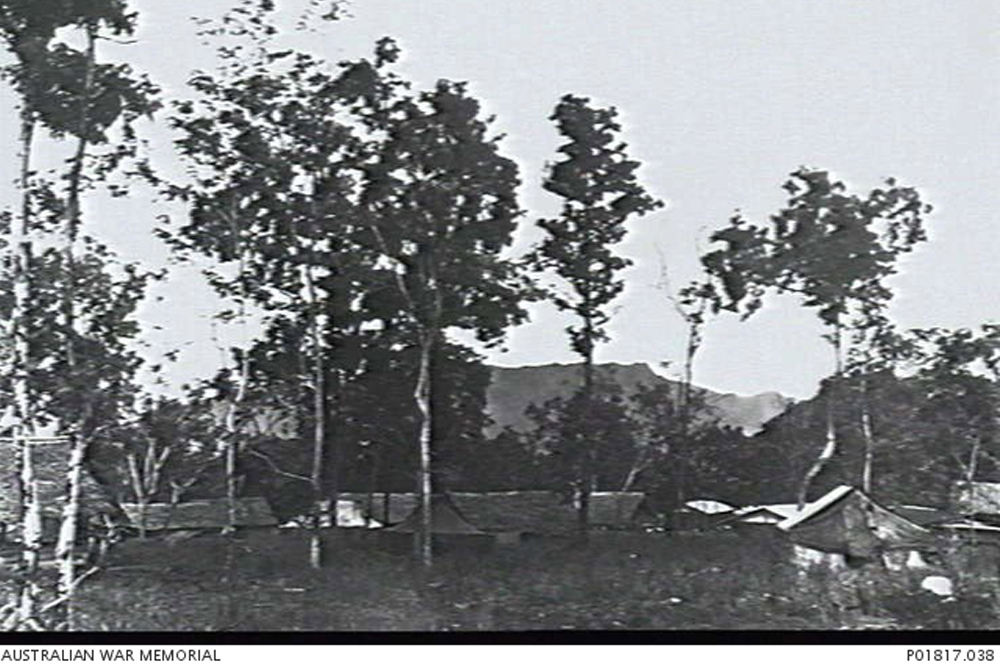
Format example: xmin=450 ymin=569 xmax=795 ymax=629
xmin=920 ymin=575 xmax=954 ymax=597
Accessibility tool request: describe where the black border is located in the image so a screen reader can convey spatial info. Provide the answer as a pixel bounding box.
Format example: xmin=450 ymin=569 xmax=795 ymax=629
xmin=0 ymin=630 xmax=996 ymax=645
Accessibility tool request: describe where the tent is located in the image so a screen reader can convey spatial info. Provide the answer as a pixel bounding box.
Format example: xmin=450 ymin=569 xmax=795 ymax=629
xmin=672 ymin=498 xmax=735 ymax=531
xmin=731 ymin=503 xmax=799 ymax=526
xmin=384 ymin=494 xmax=488 ymax=536
xmin=342 ymin=490 xmax=647 ymax=535
xmin=588 ymin=492 xmax=647 ymax=528
xmin=121 ymin=497 xmax=278 ymax=532
xmin=777 ymin=486 xmax=934 ymax=559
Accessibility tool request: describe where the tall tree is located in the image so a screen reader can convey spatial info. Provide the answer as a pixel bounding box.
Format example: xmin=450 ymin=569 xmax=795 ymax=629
xmin=701 ymin=169 xmax=931 ymax=505
xmin=348 ymin=45 xmax=528 ymax=565
xmin=654 ymin=264 xmax=720 ymax=503
xmin=0 ymin=0 xmax=155 ymax=629
xmin=165 ymin=4 xmax=395 ymax=568
xmin=530 ymin=94 xmax=662 ymax=536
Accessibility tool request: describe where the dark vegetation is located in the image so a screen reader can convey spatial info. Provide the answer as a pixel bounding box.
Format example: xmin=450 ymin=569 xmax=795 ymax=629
xmin=0 ymin=0 xmax=997 ymax=632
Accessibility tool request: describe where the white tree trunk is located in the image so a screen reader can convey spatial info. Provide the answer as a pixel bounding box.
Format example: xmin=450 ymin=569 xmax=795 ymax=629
xmin=415 ymin=332 xmax=434 ymax=568
xmin=55 ymin=434 xmax=86 ymax=629
xmin=860 ymin=377 xmax=875 ymax=495
xmin=13 ymin=113 xmax=40 ymax=628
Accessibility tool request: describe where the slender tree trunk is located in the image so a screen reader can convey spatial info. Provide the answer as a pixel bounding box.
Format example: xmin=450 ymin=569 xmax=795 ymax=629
xmin=414 ymin=329 xmax=435 ymax=567
xmin=967 ymin=435 xmax=981 ymax=486
xmin=60 ymin=24 xmax=96 ymax=374
xmin=13 ymin=111 xmax=41 ymax=629
xmin=224 ymin=349 xmax=249 ymax=538
xmin=577 ymin=314 xmax=595 ymax=540
xmin=860 ymin=376 xmax=875 ymax=495
xmin=55 ymin=434 xmax=86 ymax=630
xmin=308 ymin=307 xmax=326 ymax=569
xmin=221 ymin=218 xmax=250 ymax=627
xmin=18 ymin=437 xmax=42 ymax=628
xmin=52 ymin=29 xmax=97 ymax=630
xmin=126 ymin=452 xmax=149 ymax=539
xmin=295 ymin=200 xmax=331 ymax=569
xmin=620 ymin=451 xmax=648 ymax=492
xmin=798 ymin=323 xmax=843 ymax=508
xmin=366 ymin=447 xmax=379 ymax=528
xmin=675 ymin=319 xmax=701 ymax=506
xmin=365 ymin=219 xmax=436 ymax=566
xmin=221 ymin=348 xmax=246 ymax=628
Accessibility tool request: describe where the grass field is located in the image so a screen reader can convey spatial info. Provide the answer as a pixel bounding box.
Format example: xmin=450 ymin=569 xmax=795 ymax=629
xmin=34 ymin=527 xmax=999 ymax=631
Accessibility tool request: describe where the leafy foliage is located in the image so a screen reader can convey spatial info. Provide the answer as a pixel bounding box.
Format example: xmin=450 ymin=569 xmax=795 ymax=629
xmin=532 ymin=94 xmax=663 ymax=360
xmin=703 ymin=169 xmax=930 ymax=328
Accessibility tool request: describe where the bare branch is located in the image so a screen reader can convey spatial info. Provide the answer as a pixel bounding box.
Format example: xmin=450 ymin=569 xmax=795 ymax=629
xmin=245 ymin=447 xmax=312 ymax=484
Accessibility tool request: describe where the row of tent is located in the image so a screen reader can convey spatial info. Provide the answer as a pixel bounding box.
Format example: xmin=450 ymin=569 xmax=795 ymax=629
xmin=101 ymin=484 xmax=1000 ymax=550
xmin=685 ymin=483 xmax=1000 ymax=560
xmin=117 ymin=491 xmax=649 ymax=538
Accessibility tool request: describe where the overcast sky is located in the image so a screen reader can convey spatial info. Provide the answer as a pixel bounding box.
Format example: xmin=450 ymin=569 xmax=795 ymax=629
xmin=3 ymin=0 xmax=998 ymax=400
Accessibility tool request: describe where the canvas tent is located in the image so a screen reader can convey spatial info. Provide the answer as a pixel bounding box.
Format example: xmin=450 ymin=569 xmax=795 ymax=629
xmin=121 ymin=497 xmax=278 ymax=532
xmin=731 ymin=503 xmax=799 ymax=526
xmin=451 ymin=492 xmax=575 ymax=535
xmin=685 ymin=499 xmax=734 ymax=515
xmin=336 ymin=499 xmax=382 ymax=528
xmin=672 ymin=498 xmax=735 ymax=531
xmin=340 ymin=490 xmax=647 ymax=536
xmin=588 ymin=492 xmax=646 ymax=528
xmin=777 ymin=486 xmax=934 ymax=559
xmin=339 ymin=493 xmax=417 ymax=527
xmin=889 ymin=504 xmax=958 ymax=528
xmin=384 ymin=494 xmax=488 ymax=536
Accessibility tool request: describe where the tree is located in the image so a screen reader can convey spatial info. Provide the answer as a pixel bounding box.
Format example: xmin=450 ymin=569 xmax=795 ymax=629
xmin=0 ymin=0 xmax=156 ymax=629
xmin=907 ymin=326 xmax=1000 ymax=492
xmin=701 ymin=169 xmax=930 ymax=505
xmin=164 ymin=2 xmax=366 ymax=568
xmin=527 ymin=382 xmax=638 ymax=494
xmin=350 ymin=47 xmax=529 ymax=565
xmin=530 ymin=94 xmax=662 ymax=535
xmin=654 ymin=262 xmax=721 ymax=503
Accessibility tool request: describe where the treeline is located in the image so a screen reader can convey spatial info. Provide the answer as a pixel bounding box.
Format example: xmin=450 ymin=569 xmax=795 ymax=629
xmin=0 ymin=0 xmax=996 ymax=630
xmin=0 ymin=0 xmax=665 ymax=622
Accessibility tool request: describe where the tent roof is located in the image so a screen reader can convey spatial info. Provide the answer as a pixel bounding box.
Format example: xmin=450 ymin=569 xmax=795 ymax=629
xmin=889 ymin=504 xmax=958 ymax=527
xmin=937 ymin=520 xmax=1000 ymax=533
xmin=734 ymin=503 xmax=798 ymax=519
xmin=684 ymin=499 xmax=735 ymax=515
xmin=777 ymin=486 xmax=853 ymax=531
xmin=384 ymin=495 xmax=487 ymax=535
xmin=341 ymin=491 xmax=645 ymax=534
xmin=777 ymin=486 xmax=933 ymax=557
xmin=121 ymin=497 xmax=278 ymax=531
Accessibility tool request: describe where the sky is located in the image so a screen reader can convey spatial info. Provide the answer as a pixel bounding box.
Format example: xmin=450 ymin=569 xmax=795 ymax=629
xmin=2 ymin=0 xmax=998 ymax=400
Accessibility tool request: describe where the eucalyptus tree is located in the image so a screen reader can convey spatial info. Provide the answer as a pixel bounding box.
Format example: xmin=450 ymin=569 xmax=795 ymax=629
xmin=0 ymin=0 xmax=156 ymax=629
xmin=530 ymin=94 xmax=662 ymax=535
xmin=164 ymin=3 xmax=401 ymax=568
xmin=337 ymin=42 xmax=529 ymax=565
xmin=701 ymin=169 xmax=931 ymax=505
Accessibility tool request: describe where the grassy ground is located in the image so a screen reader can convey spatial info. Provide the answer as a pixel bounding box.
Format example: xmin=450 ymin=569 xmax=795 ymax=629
xmin=26 ymin=527 xmax=997 ymax=631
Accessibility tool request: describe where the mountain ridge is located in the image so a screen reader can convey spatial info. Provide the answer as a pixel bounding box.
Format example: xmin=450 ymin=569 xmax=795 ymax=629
xmin=484 ymin=362 xmax=792 ymax=436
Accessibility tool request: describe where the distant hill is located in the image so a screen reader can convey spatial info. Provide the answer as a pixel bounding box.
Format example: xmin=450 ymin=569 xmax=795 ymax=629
xmin=485 ymin=362 xmax=792 ymax=437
